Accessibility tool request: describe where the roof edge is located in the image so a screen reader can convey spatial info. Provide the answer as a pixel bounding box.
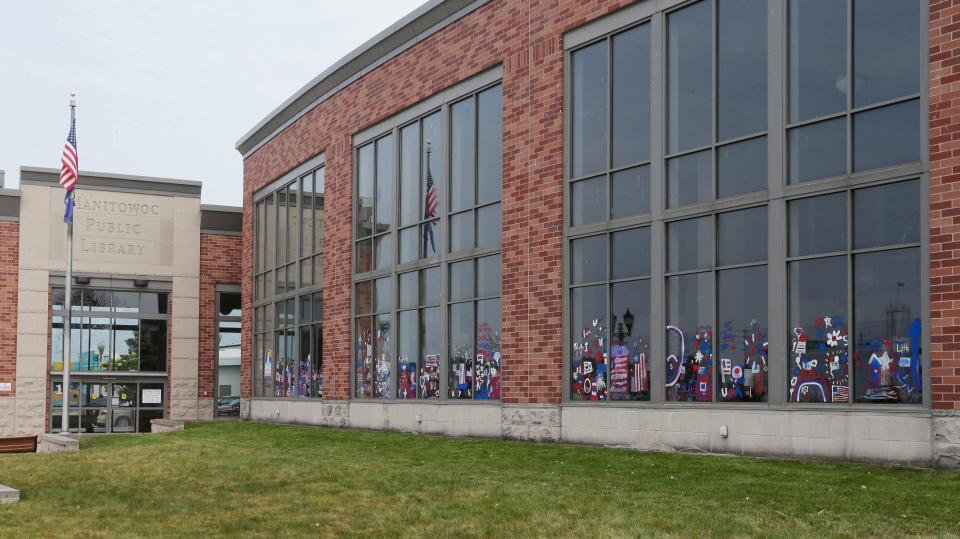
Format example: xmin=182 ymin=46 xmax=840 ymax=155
xmin=236 ymin=0 xmax=487 ymax=157
xmin=19 ymin=166 xmax=202 ymax=198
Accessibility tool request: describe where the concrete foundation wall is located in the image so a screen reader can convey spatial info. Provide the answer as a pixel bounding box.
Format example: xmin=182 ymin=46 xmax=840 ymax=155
xmin=246 ymin=399 xmax=959 ymax=467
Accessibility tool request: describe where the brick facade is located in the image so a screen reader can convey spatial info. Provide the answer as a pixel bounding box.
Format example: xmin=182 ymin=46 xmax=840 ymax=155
xmin=0 ymin=220 xmax=18 ymax=397
xmin=929 ymin=0 xmax=960 ymax=410
xmin=241 ymin=0 xmax=636 ymax=403
xmin=199 ymin=233 xmax=242 ymax=403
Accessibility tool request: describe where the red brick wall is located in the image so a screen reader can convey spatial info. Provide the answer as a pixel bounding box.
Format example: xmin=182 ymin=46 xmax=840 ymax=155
xmin=930 ymin=0 xmax=960 ymax=410
xmin=199 ymin=233 xmax=242 ymax=403
xmin=241 ymin=0 xmax=637 ymax=403
xmin=0 ymin=220 xmax=18 ymax=397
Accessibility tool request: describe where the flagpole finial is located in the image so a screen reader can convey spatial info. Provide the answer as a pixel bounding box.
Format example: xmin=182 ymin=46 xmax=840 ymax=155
xmin=69 ymin=92 xmax=76 ymax=107
xmin=425 ymin=141 xmax=431 ymax=154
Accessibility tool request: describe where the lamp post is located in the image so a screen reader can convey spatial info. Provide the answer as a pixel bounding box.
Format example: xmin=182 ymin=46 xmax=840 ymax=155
xmin=611 ymin=308 xmax=635 ymax=345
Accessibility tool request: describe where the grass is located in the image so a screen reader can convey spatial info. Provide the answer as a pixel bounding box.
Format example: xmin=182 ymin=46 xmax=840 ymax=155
xmin=1 ymin=422 xmax=959 ymax=538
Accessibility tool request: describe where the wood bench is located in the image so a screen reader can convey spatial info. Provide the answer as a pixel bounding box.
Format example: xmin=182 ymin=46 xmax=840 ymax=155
xmin=0 ymin=435 xmax=37 ymax=454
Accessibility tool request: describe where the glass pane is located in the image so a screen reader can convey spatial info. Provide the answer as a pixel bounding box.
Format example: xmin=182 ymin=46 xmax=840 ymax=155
xmin=789 ymin=192 xmax=847 ymax=257
xmin=854 ymin=180 xmax=920 ymax=249
xmin=140 ymin=320 xmax=167 ymax=372
xmin=853 ymin=99 xmax=920 ymax=172
xmin=113 ymin=291 xmax=138 ymax=313
xmin=478 ymin=84 xmax=503 ymax=205
xmin=667 ymin=216 xmax=713 ymax=272
xmin=571 ymin=40 xmax=608 ymax=177
xmin=612 ymin=24 xmax=651 ymax=167
xmin=788 ymin=118 xmax=847 ymax=184
xmin=301 ymin=259 xmax=313 ymax=287
xmin=373 ymin=315 xmax=392 ymax=399
xmin=356 ymin=239 xmax=372 ymax=273
xmin=86 ymin=318 xmax=111 ymax=372
xmin=666 ymin=272 xmax=713 ymax=402
xmin=374 ymin=277 xmax=392 ymax=313
xmin=853 ymin=248 xmax=922 ymax=403
xmin=357 ymin=143 xmax=375 ymax=238
xmin=450 ymin=211 xmax=474 ymax=253
xmin=611 ymin=227 xmax=650 ymax=279
xmin=477 ymin=203 xmax=501 ymax=247
xmin=399 ymin=226 xmax=418 ymax=265
xmin=297 ymin=326 xmax=311 ymax=399
xmin=355 ymin=316 xmax=373 ymax=398
xmin=256 ymin=200 xmax=265 ymax=273
xmin=314 ymin=167 xmax=325 ymax=253
xmin=300 ymin=174 xmax=313 ymax=257
xmin=477 ymin=255 xmax=502 ymax=298
xmin=400 ymin=123 xmax=420 ymax=226
xmin=265 ymin=194 xmax=274 ymax=269
xmin=375 ymin=135 xmax=394 ymax=234
xmin=399 ymin=271 xmax=418 ymax=310
xmin=86 ymin=290 xmax=110 ymax=311
xmin=140 ymin=383 xmax=164 ymax=408
xmin=219 ymin=292 xmax=241 ymax=317
xmin=51 ymin=316 xmax=64 ymax=372
xmin=313 ymin=255 xmax=323 ymax=287
xmin=112 ymin=319 xmax=138 ymax=371
xmin=276 ymin=266 xmax=286 ymax=295
xmin=420 ymin=306 xmax=441 ymax=399
xmin=449 ymin=302 xmax=474 ymax=399
xmin=313 ymin=293 xmax=323 ymax=323
xmin=788 ymin=256 xmax=848 ymax=403
xmin=398 ymin=310 xmax=419 ymax=398
xmin=261 ymin=335 xmax=274 ymax=398
xmin=610 ymin=165 xmax=650 ymax=219
xmin=718 ymin=206 xmax=768 ymax=266
xmin=788 ymin=0 xmax=847 ymax=122
xmin=451 ymin=97 xmax=476 ymax=212
xmin=667 ymin=149 xmax=712 ymax=208
xmin=717 ymin=137 xmax=767 ymax=199
xmin=476 ymin=298 xmax=502 ymax=400
xmin=609 ymin=280 xmax=650 ymax=401
xmin=571 ymin=176 xmax=607 ymax=226
xmin=374 ymin=234 xmax=393 ymax=271
xmin=853 ymin=0 xmax=920 ymax=107
xmin=264 ymin=270 xmax=274 ymax=300
xmin=421 ymin=221 xmax=440 ymax=259
xmin=571 ymin=285 xmax=607 ymax=400
xmin=287 ymin=181 xmax=298 ymax=263
xmin=571 ymin=234 xmax=607 ymax=284
xmin=277 ymin=188 xmax=288 ymax=265
xmin=668 ymin=0 xmax=713 ymax=153
xmin=299 ymin=295 xmax=311 ymax=325
xmin=355 ymin=281 xmax=372 ymax=315
xmin=52 ymin=287 xmax=65 ymax=310
xmin=718 ymin=0 xmax=767 ymax=140
xmin=449 ymin=259 xmax=474 ymax=301
xmin=718 ymin=266 xmax=768 ymax=402
xmin=420 ymin=266 xmax=440 ymax=306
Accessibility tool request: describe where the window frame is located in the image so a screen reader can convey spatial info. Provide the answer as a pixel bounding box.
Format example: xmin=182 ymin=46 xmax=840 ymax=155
xmin=351 ymin=73 xmax=504 ymax=403
xmin=562 ymin=0 xmax=930 ymax=408
xmin=251 ymin=153 xmax=325 ymax=400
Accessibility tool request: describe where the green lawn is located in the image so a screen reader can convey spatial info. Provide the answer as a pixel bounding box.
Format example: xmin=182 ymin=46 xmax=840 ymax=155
xmin=1 ymin=422 xmax=959 ymax=538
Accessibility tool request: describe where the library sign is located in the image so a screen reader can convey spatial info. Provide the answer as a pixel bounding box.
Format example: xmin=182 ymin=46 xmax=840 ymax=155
xmin=50 ymin=189 xmax=174 ymax=266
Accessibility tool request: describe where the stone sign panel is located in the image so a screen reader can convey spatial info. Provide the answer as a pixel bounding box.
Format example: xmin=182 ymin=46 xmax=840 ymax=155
xmin=49 ymin=189 xmax=174 ymax=267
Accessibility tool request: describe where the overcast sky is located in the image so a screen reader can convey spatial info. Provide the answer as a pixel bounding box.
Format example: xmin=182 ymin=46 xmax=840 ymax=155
xmin=0 ymin=0 xmax=424 ymax=205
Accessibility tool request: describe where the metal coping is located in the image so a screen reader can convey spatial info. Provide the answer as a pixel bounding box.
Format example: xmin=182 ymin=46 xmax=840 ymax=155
xmin=200 ymin=204 xmax=243 ymax=235
xmin=19 ymin=166 xmax=202 ymax=198
xmin=235 ymin=0 xmax=488 ymax=157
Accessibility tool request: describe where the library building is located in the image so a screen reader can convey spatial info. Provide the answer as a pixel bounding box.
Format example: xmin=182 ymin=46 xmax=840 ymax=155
xmin=3 ymin=0 xmax=960 ymax=467
xmin=0 ymin=167 xmax=242 ymax=434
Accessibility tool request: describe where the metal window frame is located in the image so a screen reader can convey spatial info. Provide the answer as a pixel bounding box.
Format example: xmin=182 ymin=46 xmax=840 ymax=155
xmin=351 ymin=77 xmax=504 ymax=404
xmin=562 ymin=0 xmax=930 ymax=411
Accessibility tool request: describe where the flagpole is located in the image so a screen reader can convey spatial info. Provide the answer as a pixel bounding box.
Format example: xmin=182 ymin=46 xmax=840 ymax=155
xmin=62 ymin=93 xmax=76 ymax=433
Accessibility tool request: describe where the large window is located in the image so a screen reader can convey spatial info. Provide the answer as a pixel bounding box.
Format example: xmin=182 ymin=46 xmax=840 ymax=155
xmin=253 ymin=158 xmax=324 ymax=399
xmin=51 ymin=288 xmax=168 ymax=373
xmin=215 ymin=291 xmax=241 ymax=416
xmin=354 ymin=81 xmax=503 ymax=401
xmin=566 ymin=0 xmax=924 ymax=405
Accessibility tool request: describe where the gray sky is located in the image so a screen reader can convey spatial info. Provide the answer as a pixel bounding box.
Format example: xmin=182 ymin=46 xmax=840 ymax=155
xmin=0 ymin=0 xmax=424 ymax=205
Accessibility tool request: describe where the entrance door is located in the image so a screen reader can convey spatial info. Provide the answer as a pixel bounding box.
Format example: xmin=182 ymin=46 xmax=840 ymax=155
xmin=110 ymin=382 xmax=137 ymax=433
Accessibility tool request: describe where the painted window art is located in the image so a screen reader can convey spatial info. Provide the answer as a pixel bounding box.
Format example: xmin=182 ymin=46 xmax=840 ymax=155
xmin=788 ymin=180 xmax=921 ymax=404
xmin=570 ymin=229 xmax=651 ymax=401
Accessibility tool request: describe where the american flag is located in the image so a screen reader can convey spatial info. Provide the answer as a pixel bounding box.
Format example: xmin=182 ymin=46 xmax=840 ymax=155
xmin=60 ymin=117 xmax=78 ymax=191
xmin=422 ymin=142 xmax=438 ymax=255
